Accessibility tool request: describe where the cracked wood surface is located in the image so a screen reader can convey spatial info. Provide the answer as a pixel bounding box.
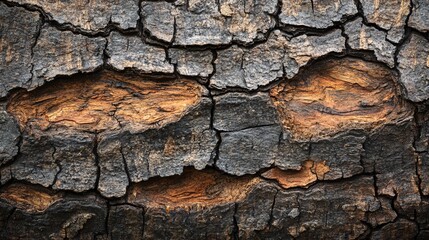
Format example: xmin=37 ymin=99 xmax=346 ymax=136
xmin=1 ymin=0 xmax=429 ymax=239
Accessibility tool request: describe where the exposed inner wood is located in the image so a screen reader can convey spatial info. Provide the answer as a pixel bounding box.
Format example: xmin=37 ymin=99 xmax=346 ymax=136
xmin=262 ymin=160 xmax=330 ymax=189
xmin=0 ymin=184 xmax=62 ymax=213
xmin=128 ymin=168 xmax=261 ymax=208
xmin=270 ymin=57 xmax=413 ymax=141
xmin=7 ymin=71 xmax=204 ymax=133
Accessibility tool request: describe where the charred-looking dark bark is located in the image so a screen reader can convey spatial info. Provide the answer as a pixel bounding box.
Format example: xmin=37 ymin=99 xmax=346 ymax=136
xmin=1 ymin=0 xmax=429 ymax=239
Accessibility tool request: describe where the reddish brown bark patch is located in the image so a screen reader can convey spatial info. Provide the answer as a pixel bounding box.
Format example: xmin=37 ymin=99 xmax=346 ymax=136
xmin=262 ymin=160 xmax=330 ymax=189
xmin=128 ymin=168 xmax=262 ymax=208
xmin=0 ymin=183 xmax=62 ymax=213
xmin=7 ymin=71 xmax=204 ymax=133
xmin=270 ymin=58 xmax=413 ymax=141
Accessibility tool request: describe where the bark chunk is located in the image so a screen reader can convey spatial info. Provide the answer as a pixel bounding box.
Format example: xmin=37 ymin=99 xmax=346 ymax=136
xmin=5 ymin=130 xmax=98 ymax=192
xmin=269 ymin=177 xmax=381 ymax=239
xmin=107 ymin=32 xmax=174 ymax=73
xmin=7 ymin=133 xmax=58 ymax=187
xmin=213 ymin=92 xmax=279 ymax=131
xmin=409 ymin=0 xmax=429 ymax=32
xmin=169 ymin=49 xmax=214 ymax=77
xmin=141 ymin=1 xmax=175 ymax=43
xmin=360 ymin=0 xmax=411 ymax=43
xmin=51 ymin=133 xmax=97 ymax=192
xmin=363 ymin=121 xmax=421 ymax=216
xmin=31 ymin=26 xmax=105 ymax=89
xmin=283 ymin=29 xmax=345 ymax=78
xmin=108 ymin=205 xmax=144 ymax=240
xmin=345 ymin=18 xmax=396 ymax=67
xmin=397 ymin=33 xmax=429 ymax=102
xmin=0 ymin=3 xmax=41 ymax=97
xmin=417 ymin=108 xmax=429 ymax=195
xmin=10 ymin=0 xmax=139 ymax=32
xmin=217 ymin=125 xmax=282 ymax=175
xmin=0 ymin=108 xmax=20 ymax=167
xmin=280 ymin=0 xmax=357 ymax=29
xmin=97 ymin=137 xmax=129 ymax=198
xmin=370 ymin=219 xmax=418 ymax=240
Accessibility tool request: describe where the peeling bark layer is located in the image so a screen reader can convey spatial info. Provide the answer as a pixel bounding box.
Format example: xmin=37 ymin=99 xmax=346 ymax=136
xmin=270 ymin=57 xmax=413 ymax=141
xmin=8 ymin=71 xmax=204 ymax=133
xmin=1 ymin=0 xmax=429 ymax=239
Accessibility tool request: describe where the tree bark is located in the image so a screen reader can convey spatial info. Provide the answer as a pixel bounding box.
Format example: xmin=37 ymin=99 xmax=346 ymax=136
xmin=1 ymin=0 xmax=429 ymax=239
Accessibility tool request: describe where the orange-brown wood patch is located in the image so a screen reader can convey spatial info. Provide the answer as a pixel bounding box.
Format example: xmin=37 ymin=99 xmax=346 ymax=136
xmin=0 ymin=184 xmax=62 ymax=213
xmin=262 ymin=160 xmax=330 ymax=189
xmin=270 ymin=58 xmax=413 ymax=141
xmin=128 ymin=169 xmax=261 ymax=208
xmin=7 ymin=71 xmax=204 ymax=133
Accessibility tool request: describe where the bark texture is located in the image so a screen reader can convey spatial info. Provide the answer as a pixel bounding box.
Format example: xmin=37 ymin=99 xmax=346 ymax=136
xmin=1 ymin=0 xmax=429 ymax=239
